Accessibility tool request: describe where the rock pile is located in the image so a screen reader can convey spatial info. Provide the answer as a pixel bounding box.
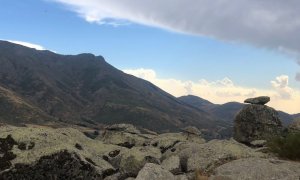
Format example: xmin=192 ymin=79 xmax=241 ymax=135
xmin=234 ymin=96 xmax=283 ymax=145
xmin=0 ymin=123 xmax=299 ymax=180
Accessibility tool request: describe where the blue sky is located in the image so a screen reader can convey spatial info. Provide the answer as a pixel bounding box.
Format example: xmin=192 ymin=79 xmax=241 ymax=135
xmin=1 ymin=0 xmax=300 ymax=113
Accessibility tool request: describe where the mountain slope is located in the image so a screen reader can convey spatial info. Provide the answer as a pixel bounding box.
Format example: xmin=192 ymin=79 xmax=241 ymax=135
xmin=0 ymin=40 xmax=225 ymax=133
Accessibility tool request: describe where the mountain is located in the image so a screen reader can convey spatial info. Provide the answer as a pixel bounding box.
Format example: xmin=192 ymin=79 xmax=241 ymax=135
xmin=178 ymin=95 xmax=295 ymax=126
xmin=0 ymin=40 xmax=228 ymax=135
xmin=178 ymin=95 xmax=217 ymax=111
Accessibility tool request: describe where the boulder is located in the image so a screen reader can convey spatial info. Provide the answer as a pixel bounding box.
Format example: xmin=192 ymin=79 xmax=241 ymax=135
xmin=250 ymin=140 xmax=267 ymax=147
xmin=0 ymin=125 xmax=125 ymax=178
xmin=210 ymin=158 xmax=300 ymax=180
xmin=150 ymin=133 xmax=205 ymax=153
xmin=161 ymin=155 xmax=181 ymax=175
xmin=99 ymin=130 xmax=148 ymax=148
xmin=234 ymin=104 xmax=283 ymax=144
xmin=119 ymin=146 xmax=162 ymax=177
xmin=182 ymin=126 xmax=201 ymax=136
xmin=162 ymin=139 xmax=266 ymax=174
xmin=244 ymin=96 xmax=270 ymax=105
xmin=135 ymin=163 xmax=175 ymax=180
xmin=105 ymin=124 xmax=141 ymax=134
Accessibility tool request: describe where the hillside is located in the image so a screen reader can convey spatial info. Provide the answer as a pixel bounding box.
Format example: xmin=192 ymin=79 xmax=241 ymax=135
xmin=0 ymin=40 xmax=226 ymax=134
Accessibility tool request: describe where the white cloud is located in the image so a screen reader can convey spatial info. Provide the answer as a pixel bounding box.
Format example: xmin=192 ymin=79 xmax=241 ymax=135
xmin=124 ymin=68 xmax=300 ymax=114
xmin=271 ymin=75 xmax=293 ymax=99
xmin=6 ymin=40 xmax=45 ymax=50
xmin=52 ymin=0 xmax=300 ymax=55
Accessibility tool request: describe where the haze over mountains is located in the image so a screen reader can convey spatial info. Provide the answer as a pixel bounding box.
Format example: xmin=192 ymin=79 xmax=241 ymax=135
xmin=0 ymin=40 xmax=297 ymax=138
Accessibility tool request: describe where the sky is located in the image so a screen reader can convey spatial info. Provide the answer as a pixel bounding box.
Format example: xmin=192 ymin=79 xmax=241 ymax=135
xmin=1 ymin=0 xmax=300 ymax=113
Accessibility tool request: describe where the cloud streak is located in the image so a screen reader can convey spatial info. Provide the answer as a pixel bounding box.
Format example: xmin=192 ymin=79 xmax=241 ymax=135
xmin=52 ymin=0 xmax=300 ymax=55
xmin=6 ymin=40 xmax=45 ymax=50
xmin=124 ymin=68 xmax=300 ymax=114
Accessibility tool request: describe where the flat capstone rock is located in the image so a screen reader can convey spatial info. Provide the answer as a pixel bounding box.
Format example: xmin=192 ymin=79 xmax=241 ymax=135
xmin=244 ymin=96 xmax=270 ymax=105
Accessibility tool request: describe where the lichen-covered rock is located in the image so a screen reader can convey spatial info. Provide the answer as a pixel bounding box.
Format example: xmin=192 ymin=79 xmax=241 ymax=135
xmin=106 ymin=124 xmax=141 ymax=134
xmin=182 ymin=126 xmax=201 ymax=136
xmin=150 ymin=133 xmax=205 ymax=153
xmin=100 ymin=130 xmax=148 ymax=148
xmin=210 ymin=158 xmax=300 ymax=180
xmin=119 ymin=146 xmax=162 ymax=177
xmin=162 ymin=139 xmax=266 ymax=174
xmin=234 ymin=104 xmax=283 ymax=144
xmin=244 ymin=96 xmax=270 ymax=105
xmin=0 ymin=150 xmax=113 ymax=179
xmin=0 ymin=125 xmax=126 ymax=178
xmin=161 ymin=155 xmax=181 ymax=175
xmin=135 ymin=163 xmax=175 ymax=180
xmin=175 ymin=174 xmax=189 ymax=180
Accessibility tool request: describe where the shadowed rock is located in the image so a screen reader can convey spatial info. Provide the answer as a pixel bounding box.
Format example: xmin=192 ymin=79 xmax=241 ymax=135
xmin=234 ymin=104 xmax=283 ymax=144
xmin=244 ymin=96 xmax=270 ymax=105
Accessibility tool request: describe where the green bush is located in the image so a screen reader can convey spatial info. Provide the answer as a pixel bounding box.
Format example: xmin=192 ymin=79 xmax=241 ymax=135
xmin=267 ymin=132 xmax=300 ymax=161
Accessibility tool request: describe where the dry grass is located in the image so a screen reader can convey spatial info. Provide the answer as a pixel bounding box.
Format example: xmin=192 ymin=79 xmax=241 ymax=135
xmin=195 ymin=169 xmax=209 ymax=180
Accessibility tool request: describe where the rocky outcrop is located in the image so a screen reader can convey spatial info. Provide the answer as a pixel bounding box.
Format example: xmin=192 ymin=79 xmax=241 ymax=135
xmin=119 ymin=146 xmax=162 ymax=177
xmin=244 ymin=96 xmax=270 ymax=105
xmin=234 ymin=104 xmax=283 ymax=144
xmin=1 ymin=123 xmax=299 ymax=180
xmin=210 ymin=158 xmax=300 ymax=180
xmin=0 ymin=125 xmax=123 ymax=179
xmin=135 ymin=163 xmax=175 ymax=180
xmin=162 ymin=139 xmax=266 ymax=174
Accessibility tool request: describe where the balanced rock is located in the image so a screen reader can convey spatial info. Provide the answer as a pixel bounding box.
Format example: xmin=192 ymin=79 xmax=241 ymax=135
xmin=234 ymin=104 xmax=283 ymax=144
xmin=244 ymin=96 xmax=270 ymax=105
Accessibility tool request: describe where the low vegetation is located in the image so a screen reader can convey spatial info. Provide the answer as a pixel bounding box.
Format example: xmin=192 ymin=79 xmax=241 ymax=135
xmin=267 ymin=132 xmax=300 ymax=161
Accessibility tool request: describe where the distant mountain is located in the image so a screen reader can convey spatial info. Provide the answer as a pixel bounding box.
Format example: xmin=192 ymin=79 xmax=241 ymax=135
xmin=292 ymin=113 xmax=300 ymax=120
xmin=0 ymin=40 xmax=228 ymax=135
xmin=178 ymin=95 xmax=295 ymax=126
xmin=178 ymin=95 xmax=217 ymax=111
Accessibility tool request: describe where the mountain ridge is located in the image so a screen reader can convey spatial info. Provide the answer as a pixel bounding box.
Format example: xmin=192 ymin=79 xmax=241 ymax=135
xmin=0 ymin=40 xmax=226 ymax=136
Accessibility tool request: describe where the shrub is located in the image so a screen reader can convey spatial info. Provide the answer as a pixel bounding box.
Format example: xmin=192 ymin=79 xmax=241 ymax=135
xmin=267 ymin=132 xmax=300 ymax=161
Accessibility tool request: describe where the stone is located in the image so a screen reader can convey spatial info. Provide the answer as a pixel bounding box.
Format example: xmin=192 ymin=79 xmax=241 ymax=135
xmin=182 ymin=126 xmax=201 ymax=136
xmin=119 ymin=146 xmax=162 ymax=177
xmin=99 ymin=130 xmax=148 ymax=148
xmin=0 ymin=125 xmax=125 ymax=178
xmin=106 ymin=124 xmax=141 ymax=134
xmin=135 ymin=163 xmax=175 ymax=180
xmin=234 ymin=104 xmax=283 ymax=144
xmin=162 ymin=139 xmax=266 ymax=174
xmin=250 ymin=140 xmax=267 ymax=147
xmin=0 ymin=150 xmax=112 ymax=179
xmin=244 ymin=96 xmax=270 ymax=105
xmin=150 ymin=133 xmax=205 ymax=154
xmin=210 ymin=158 xmax=300 ymax=180
xmin=175 ymin=174 xmax=189 ymax=180
xmin=161 ymin=155 xmax=182 ymax=175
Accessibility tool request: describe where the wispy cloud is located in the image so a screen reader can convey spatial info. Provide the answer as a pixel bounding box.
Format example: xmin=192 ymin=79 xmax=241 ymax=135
xmin=51 ymin=0 xmax=300 ymax=56
xmin=124 ymin=68 xmax=300 ymax=114
xmin=6 ymin=40 xmax=45 ymax=50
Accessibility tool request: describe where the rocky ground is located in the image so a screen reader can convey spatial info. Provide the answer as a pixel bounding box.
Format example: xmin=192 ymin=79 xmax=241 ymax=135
xmin=0 ymin=123 xmax=299 ymax=180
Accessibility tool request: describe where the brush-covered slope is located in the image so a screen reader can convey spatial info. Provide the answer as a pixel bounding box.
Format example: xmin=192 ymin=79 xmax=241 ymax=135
xmin=0 ymin=40 xmax=224 ymax=133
